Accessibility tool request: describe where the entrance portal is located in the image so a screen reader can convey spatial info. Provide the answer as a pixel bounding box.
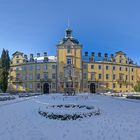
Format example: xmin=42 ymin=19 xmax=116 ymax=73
xmin=90 ymin=83 xmax=96 ymax=93
xmin=43 ymin=83 xmax=49 ymax=93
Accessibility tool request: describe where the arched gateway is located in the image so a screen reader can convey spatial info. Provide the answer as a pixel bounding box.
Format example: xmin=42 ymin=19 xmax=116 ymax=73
xmin=43 ymin=83 xmax=49 ymax=93
xmin=90 ymin=83 xmax=96 ymax=93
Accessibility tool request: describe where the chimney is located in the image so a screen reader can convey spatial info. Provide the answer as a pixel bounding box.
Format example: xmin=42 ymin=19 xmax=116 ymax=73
xmin=24 ymin=54 xmax=27 ymax=59
xmin=85 ymin=52 xmax=88 ymax=56
xmin=104 ymin=53 xmax=108 ymax=58
xmin=44 ymin=52 xmax=48 ymax=62
xmin=91 ymin=52 xmax=95 ymax=57
xmin=98 ymin=52 xmax=101 ymax=57
xmin=30 ymin=54 xmax=34 ymax=62
xmin=37 ymin=53 xmax=40 ymax=58
xmin=44 ymin=52 xmax=47 ymax=57
xmin=111 ymin=54 xmax=114 ymax=58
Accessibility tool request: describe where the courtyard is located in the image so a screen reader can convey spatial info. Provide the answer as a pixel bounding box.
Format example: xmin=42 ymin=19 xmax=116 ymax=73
xmin=0 ymin=93 xmax=140 ymax=140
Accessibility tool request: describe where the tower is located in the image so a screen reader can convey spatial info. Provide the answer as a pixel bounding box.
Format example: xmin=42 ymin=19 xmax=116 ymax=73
xmin=56 ymin=28 xmax=82 ymax=93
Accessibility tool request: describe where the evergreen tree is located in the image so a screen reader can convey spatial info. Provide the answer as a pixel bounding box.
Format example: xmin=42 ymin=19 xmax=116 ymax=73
xmin=134 ymin=80 xmax=140 ymax=92
xmin=0 ymin=49 xmax=10 ymax=93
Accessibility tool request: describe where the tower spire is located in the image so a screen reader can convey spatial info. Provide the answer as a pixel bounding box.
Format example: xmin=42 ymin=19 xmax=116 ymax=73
xmin=68 ymin=17 xmax=70 ymax=28
xmin=65 ymin=17 xmax=72 ymax=38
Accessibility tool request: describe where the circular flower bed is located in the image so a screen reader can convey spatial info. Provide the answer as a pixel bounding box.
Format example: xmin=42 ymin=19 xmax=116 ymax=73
xmin=38 ymin=104 xmax=101 ymax=121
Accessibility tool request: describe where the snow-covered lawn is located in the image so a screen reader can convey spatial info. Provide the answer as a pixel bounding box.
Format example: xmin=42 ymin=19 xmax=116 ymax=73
xmin=0 ymin=93 xmax=140 ymax=140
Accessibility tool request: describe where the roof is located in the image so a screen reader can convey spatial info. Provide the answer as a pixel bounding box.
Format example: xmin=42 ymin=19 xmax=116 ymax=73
xmin=34 ymin=56 xmax=57 ymax=62
xmin=82 ymin=56 xmax=112 ymax=62
xmin=12 ymin=51 xmax=23 ymax=56
xmin=58 ymin=28 xmax=80 ymax=45
xmin=115 ymin=51 xmax=126 ymax=56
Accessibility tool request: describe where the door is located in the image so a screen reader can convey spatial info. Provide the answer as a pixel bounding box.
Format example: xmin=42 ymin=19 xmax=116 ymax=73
xmin=90 ymin=83 xmax=96 ymax=93
xmin=43 ymin=83 xmax=49 ymax=93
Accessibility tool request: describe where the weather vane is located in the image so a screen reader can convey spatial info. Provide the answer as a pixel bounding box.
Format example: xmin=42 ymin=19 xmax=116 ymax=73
xmin=68 ymin=17 xmax=70 ymax=28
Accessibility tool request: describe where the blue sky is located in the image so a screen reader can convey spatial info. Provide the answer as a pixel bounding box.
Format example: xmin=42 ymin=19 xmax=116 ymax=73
xmin=0 ymin=0 xmax=140 ymax=64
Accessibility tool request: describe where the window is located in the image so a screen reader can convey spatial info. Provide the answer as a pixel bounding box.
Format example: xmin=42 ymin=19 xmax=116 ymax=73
xmin=91 ymin=73 xmax=94 ymax=80
xmin=84 ymin=83 xmax=87 ymax=88
xmin=29 ymin=84 xmax=32 ymax=89
xmin=30 ymin=66 xmax=33 ymax=71
xmin=16 ymin=84 xmax=18 ymax=89
xmin=16 ymin=74 xmax=20 ymax=80
xmin=106 ymin=66 xmax=109 ymax=70
xmin=126 ymin=85 xmax=128 ymax=88
xmin=29 ymin=74 xmax=33 ymax=80
xmin=22 ymin=75 xmax=26 ymax=80
xmin=52 ymin=83 xmax=56 ymax=88
xmin=67 ymin=58 xmax=72 ymax=64
xmin=16 ymin=60 xmax=19 ymax=64
xmin=132 ymin=68 xmax=134 ymax=72
xmin=83 ymin=64 xmax=87 ymax=69
xmin=120 ymin=84 xmax=122 ymax=88
xmin=119 ymin=74 xmax=123 ymax=80
xmin=16 ymin=67 xmax=19 ymax=71
xmin=36 ymin=74 xmax=40 ymax=80
xmin=37 ymin=83 xmax=40 ymax=89
xmin=113 ymin=66 xmax=115 ymax=70
xmin=52 ymin=65 xmax=56 ymax=69
xmin=119 ymin=67 xmax=122 ymax=71
xmin=44 ymin=65 xmax=47 ymax=71
xmin=83 ymin=73 xmax=87 ymax=79
xmin=22 ymin=66 xmax=26 ymax=71
xmin=113 ymin=74 xmax=116 ymax=80
xmin=132 ymin=76 xmax=134 ymax=81
xmin=126 ymin=67 xmax=128 ymax=71
xmin=98 ymin=74 xmax=102 ymax=79
xmin=36 ymin=65 xmax=40 ymax=70
xmin=98 ymin=65 xmax=102 ymax=70
xmin=126 ymin=75 xmax=128 ymax=80
xmin=106 ymin=74 xmax=109 ymax=80
xmin=16 ymin=55 xmax=19 ymax=58
xmin=113 ymin=83 xmax=116 ymax=88
xmin=44 ymin=73 xmax=48 ymax=80
xmin=119 ymin=60 xmax=122 ymax=63
xmin=91 ymin=65 xmax=94 ymax=69
xmin=52 ymin=73 xmax=56 ymax=79
xmin=67 ymin=46 xmax=71 ymax=54
xmin=22 ymin=83 xmax=26 ymax=89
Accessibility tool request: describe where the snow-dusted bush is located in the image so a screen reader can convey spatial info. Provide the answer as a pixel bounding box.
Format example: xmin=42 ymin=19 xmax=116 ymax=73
xmin=0 ymin=96 xmax=15 ymax=101
xmin=38 ymin=104 xmax=101 ymax=121
xmin=19 ymin=93 xmax=42 ymax=98
xmin=126 ymin=95 xmax=140 ymax=100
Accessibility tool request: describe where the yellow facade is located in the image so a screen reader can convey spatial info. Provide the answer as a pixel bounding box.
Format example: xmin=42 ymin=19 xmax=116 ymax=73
xmin=56 ymin=29 xmax=82 ymax=92
xmin=8 ymin=29 xmax=140 ymax=93
xmin=9 ymin=52 xmax=57 ymax=93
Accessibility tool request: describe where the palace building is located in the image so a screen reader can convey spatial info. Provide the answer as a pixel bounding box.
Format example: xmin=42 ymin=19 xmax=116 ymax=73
xmin=8 ymin=28 xmax=140 ymax=93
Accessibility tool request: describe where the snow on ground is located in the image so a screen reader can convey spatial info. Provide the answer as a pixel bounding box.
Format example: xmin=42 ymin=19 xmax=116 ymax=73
xmin=0 ymin=93 xmax=140 ymax=140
